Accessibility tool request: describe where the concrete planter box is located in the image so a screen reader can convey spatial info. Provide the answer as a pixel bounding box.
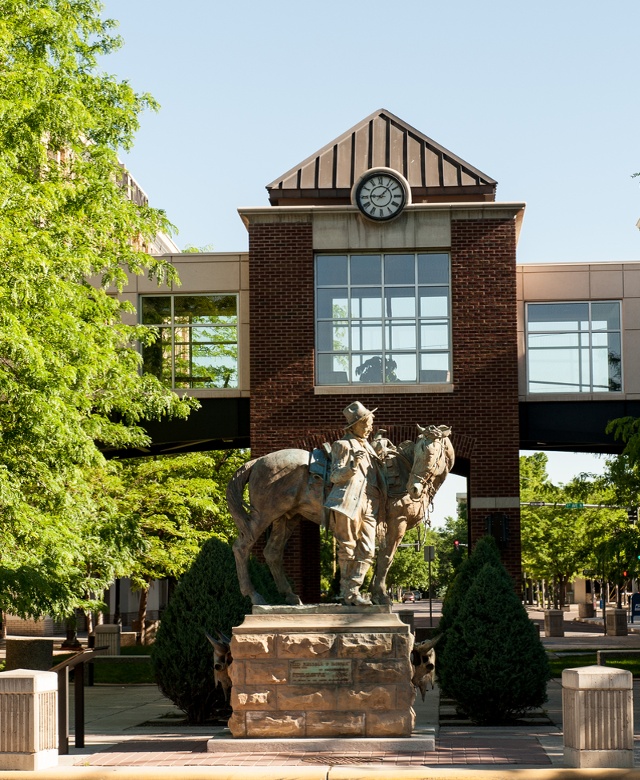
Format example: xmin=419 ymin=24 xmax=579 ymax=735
xmin=544 ymin=609 xmax=564 ymax=637
xmin=578 ymin=602 xmax=595 ymax=618
xmin=605 ymin=608 xmax=628 ymax=636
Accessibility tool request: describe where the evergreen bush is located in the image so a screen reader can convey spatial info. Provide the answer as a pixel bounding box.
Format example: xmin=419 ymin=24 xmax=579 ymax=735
xmin=438 ymin=560 xmax=549 ymax=724
xmin=151 ymin=536 xmax=283 ymax=724
xmin=437 ymin=535 xmax=501 ymax=693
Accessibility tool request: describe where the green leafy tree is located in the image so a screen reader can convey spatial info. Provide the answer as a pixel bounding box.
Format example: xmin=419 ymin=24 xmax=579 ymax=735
xmin=439 ymin=558 xmax=549 ymax=724
xmin=115 ymin=450 xmax=249 ymax=639
xmin=0 ymin=0 xmax=195 ymax=618
xmin=433 ymin=504 xmax=468 ymax=595
xmin=520 ymin=453 xmax=589 ymax=608
xmin=520 ymin=453 xmax=635 ymax=609
xmin=385 ymin=527 xmax=433 ymax=593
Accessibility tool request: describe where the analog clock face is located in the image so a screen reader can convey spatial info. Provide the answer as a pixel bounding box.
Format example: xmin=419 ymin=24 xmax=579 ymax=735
xmin=355 ymin=171 xmax=407 ymax=221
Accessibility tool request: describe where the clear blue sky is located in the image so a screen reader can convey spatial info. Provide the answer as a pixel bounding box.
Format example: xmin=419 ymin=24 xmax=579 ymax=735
xmin=100 ymin=0 xmax=636 ymax=520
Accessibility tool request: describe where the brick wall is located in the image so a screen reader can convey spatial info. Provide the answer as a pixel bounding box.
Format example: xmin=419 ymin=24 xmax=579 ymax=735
xmin=249 ymin=216 xmax=521 ymax=592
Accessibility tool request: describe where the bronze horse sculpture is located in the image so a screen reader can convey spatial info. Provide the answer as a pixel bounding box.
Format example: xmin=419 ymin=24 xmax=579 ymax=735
xmin=228 ymin=424 xmax=454 ymax=606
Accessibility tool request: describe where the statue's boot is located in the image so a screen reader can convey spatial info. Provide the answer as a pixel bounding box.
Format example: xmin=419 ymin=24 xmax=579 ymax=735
xmin=343 ymin=561 xmax=372 ymax=606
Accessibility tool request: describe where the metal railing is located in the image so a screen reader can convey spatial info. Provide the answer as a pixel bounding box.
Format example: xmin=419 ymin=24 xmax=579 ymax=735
xmin=50 ymin=646 xmax=108 ymax=754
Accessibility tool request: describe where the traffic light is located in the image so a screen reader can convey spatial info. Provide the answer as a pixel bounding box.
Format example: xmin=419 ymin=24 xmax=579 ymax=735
xmin=627 ymin=507 xmax=639 ymax=525
xmin=623 ymin=571 xmax=628 ymax=578
xmin=454 ymin=540 xmax=460 ymax=551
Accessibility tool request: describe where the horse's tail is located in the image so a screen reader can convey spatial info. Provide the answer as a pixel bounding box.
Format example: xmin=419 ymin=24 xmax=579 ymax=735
xmin=226 ymin=458 xmax=258 ymax=537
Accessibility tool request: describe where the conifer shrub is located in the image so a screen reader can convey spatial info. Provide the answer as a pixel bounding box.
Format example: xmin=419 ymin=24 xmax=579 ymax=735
xmin=151 ymin=536 xmax=283 ymax=724
xmin=438 ymin=560 xmax=549 ymax=724
xmin=437 ymin=535 xmax=501 ymax=693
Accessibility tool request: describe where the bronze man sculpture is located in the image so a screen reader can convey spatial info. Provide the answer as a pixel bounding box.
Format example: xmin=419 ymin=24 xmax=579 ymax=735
xmin=324 ymin=402 xmax=382 ymax=605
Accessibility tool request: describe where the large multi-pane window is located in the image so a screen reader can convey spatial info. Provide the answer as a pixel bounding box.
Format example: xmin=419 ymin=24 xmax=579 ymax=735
xmin=315 ymin=252 xmax=451 ymax=385
xmin=526 ymin=301 xmax=622 ymax=393
xmin=141 ymin=294 xmax=238 ymax=389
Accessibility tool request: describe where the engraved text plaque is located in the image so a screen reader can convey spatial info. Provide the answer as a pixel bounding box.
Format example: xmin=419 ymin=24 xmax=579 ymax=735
xmin=289 ymin=659 xmax=352 ymax=685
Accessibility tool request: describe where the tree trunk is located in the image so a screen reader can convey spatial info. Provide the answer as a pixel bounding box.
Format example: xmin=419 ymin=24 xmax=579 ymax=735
xmin=137 ymin=584 xmax=150 ymax=646
xmin=559 ymin=575 xmax=567 ymax=609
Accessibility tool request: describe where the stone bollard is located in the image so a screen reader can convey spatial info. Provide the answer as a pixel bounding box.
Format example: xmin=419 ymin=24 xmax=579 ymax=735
xmin=562 ymin=665 xmax=633 ymax=768
xmin=578 ymin=602 xmax=595 ymax=618
xmin=0 ymin=670 xmax=58 ymax=770
xmin=544 ymin=609 xmax=564 ymax=637
xmin=5 ymin=638 xmax=54 ymax=671
xmin=606 ymin=608 xmax=628 ymax=636
xmin=93 ymin=624 xmax=121 ymax=655
xmin=397 ymin=610 xmax=415 ymax=633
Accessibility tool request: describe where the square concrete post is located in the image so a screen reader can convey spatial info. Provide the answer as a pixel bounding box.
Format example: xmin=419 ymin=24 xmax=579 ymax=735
xmin=563 ymin=665 xmax=633 ymax=768
xmin=606 ymin=608 xmax=628 ymax=636
xmin=93 ymin=624 xmax=121 ymax=655
xmin=0 ymin=670 xmax=58 ymax=770
xmin=544 ymin=609 xmax=564 ymax=637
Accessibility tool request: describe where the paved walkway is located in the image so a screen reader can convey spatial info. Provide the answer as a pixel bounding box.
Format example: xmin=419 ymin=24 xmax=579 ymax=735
xmin=4 ymin=601 xmax=640 ymax=776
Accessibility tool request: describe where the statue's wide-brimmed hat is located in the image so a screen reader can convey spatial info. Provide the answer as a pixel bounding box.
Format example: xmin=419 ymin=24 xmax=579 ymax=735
xmin=343 ymin=401 xmax=377 ymax=428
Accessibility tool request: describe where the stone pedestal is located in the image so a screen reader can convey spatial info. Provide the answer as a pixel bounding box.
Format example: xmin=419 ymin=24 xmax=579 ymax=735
xmin=5 ymin=638 xmax=53 ymax=671
xmin=563 ymin=665 xmax=633 ymax=768
xmin=544 ymin=609 xmax=564 ymax=637
xmin=225 ymin=605 xmax=414 ymax=739
xmin=578 ymin=602 xmax=595 ymax=618
xmin=93 ymin=624 xmax=121 ymax=655
xmin=606 ymin=608 xmax=628 ymax=636
xmin=0 ymin=670 xmax=58 ymax=770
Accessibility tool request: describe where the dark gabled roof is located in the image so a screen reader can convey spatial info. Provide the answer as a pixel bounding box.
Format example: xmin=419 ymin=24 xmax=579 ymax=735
xmin=267 ymin=108 xmax=497 ymax=206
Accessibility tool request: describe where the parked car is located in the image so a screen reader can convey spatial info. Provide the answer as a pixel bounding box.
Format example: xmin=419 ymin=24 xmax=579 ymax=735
xmin=412 ymin=590 xmax=422 ymax=601
xmin=402 ymin=591 xmax=415 ymax=603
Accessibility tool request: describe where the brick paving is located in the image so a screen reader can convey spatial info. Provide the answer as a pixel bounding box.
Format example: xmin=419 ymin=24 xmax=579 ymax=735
xmin=76 ymin=734 xmax=552 ymax=768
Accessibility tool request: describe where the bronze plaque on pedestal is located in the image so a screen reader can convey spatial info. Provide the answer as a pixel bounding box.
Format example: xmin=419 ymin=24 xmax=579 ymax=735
xmin=289 ymin=659 xmax=352 ymax=685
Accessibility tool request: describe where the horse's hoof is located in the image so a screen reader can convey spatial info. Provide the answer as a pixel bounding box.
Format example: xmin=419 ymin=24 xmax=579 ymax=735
xmin=250 ymin=592 xmax=268 ymax=605
xmin=285 ymin=593 xmax=303 ymax=606
xmin=371 ymin=592 xmax=393 ymax=606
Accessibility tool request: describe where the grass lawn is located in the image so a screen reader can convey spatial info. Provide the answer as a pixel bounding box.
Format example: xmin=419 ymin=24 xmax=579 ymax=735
xmin=547 ymin=652 xmax=640 ymax=678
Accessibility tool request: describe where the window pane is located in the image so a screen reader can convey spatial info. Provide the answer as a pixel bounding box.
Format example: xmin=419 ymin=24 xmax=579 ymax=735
xmin=418 ymin=254 xmax=449 ymax=285
xmin=353 ymin=354 xmax=387 ymax=383
xmin=317 ymin=354 xmax=349 ymax=384
xmin=420 ymin=352 xmax=450 ymax=383
xmin=592 ymin=333 xmax=621 ymax=391
xmin=352 ymin=288 xmax=382 ymax=318
xmin=190 ymin=325 xmax=237 ymax=344
xmin=528 ymin=348 xmax=585 ymax=393
xmin=317 ymin=288 xmax=348 ymax=319
xmin=386 ymin=322 xmax=416 ymax=350
xmin=317 ymin=321 xmax=349 ymax=351
xmin=317 ymin=255 xmax=348 ymax=286
xmin=141 ymin=297 xmax=171 ymax=325
xmin=528 ymin=332 xmax=580 ymax=349
xmin=591 ymin=301 xmax=620 ymax=331
xmin=527 ymin=303 xmax=588 ymax=332
xmin=420 ymin=322 xmax=449 ymax=350
xmin=351 ymin=255 xmax=381 ymax=285
xmin=174 ymin=295 xmax=237 ymax=324
xmin=419 ymin=287 xmax=448 ymax=317
xmin=388 ymin=353 xmax=417 ymax=382
xmin=386 ymin=287 xmax=415 ymax=317
xmin=352 ymin=322 xmax=382 ymax=350
xmin=384 ymin=254 xmax=414 ymax=284
xmin=174 ymin=341 xmax=238 ymax=389
xmin=142 ymin=327 xmax=172 ymax=385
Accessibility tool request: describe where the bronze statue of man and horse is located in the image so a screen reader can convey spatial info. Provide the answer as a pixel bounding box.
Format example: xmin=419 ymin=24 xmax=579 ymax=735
xmin=227 ymin=417 xmax=454 ymax=606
